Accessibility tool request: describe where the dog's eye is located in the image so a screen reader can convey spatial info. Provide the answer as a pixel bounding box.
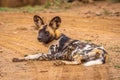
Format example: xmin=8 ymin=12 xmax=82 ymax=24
xmin=46 ymin=31 xmax=49 ymax=36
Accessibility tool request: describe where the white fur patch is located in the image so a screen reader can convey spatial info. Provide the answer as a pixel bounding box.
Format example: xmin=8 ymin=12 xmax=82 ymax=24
xmin=25 ymin=53 xmax=45 ymax=60
xmin=83 ymin=45 xmax=92 ymax=50
xmin=83 ymin=59 xmax=103 ymax=66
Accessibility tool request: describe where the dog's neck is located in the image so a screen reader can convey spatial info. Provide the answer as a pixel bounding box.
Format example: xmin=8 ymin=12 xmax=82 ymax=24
xmin=43 ymin=33 xmax=62 ymax=48
xmin=54 ymin=30 xmax=61 ymax=40
xmin=43 ymin=34 xmax=71 ymax=53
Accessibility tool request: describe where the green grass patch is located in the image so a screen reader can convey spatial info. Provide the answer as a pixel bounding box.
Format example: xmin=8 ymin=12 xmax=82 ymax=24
xmin=0 ymin=0 xmax=72 ymax=13
xmin=102 ymin=8 xmax=112 ymax=16
xmin=109 ymin=46 xmax=120 ymax=53
xmin=0 ymin=5 xmax=44 ymax=13
xmin=43 ymin=0 xmax=72 ymax=10
xmin=43 ymin=0 xmax=52 ymax=8
xmin=114 ymin=64 xmax=120 ymax=68
xmin=19 ymin=5 xmax=43 ymax=13
xmin=43 ymin=0 xmax=62 ymax=9
xmin=85 ymin=39 xmax=92 ymax=42
xmin=0 ymin=7 xmax=15 ymax=12
xmin=106 ymin=0 xmax=120 ymax=3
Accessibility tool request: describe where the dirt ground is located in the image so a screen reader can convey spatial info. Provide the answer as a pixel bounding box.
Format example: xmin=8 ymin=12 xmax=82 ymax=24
xmin=0 ymin=2 xmax=120 ymax=80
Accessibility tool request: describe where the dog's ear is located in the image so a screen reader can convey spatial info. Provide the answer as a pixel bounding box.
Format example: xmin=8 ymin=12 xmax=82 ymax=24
xmin=33 ymin=15 xmax=44 ymax=30
xmin=49 ymin=16 xmax=61 ymax=30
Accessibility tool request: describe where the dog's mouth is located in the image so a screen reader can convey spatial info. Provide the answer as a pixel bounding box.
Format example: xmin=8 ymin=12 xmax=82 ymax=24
xmin=37 ymin=38 xmax=47 ymax=43
xmin=37 ymin=37 xmax=54 ymax=44
xmin=37 ymin=38 xmax=42 ymax=42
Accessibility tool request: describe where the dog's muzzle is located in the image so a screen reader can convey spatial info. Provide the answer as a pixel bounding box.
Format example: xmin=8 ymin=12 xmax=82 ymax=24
xmin=37 ymin=37 xmax=42 ymax=42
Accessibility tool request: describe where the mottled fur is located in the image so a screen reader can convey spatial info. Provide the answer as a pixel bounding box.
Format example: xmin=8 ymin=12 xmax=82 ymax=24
xmin=12 ymin=15 xmax=108 ymax=66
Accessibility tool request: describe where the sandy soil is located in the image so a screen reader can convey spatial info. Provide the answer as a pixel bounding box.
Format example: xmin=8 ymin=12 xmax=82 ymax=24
xmin=0 ymin=2 xmax=120 ymax=80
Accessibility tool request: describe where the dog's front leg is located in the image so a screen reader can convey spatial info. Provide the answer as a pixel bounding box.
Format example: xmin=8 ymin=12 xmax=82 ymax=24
xmin=12 ymin=53 xmax=49 ymax=62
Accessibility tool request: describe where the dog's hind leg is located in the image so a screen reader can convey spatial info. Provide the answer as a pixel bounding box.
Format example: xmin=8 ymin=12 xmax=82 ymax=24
xmin=54 ymin=54 xmax=82 ymax=66
xmin=83 ymin=47 xmax=107 ymax=66
xmin=12 ymin=53 xmax=49 ymax=62
xmin=54 ymin=60 xmax=81 ymax=66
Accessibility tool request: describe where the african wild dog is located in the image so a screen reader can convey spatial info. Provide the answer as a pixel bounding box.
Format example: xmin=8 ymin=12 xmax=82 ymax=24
xmin=12 ymin=15 xmax=108 ymax=66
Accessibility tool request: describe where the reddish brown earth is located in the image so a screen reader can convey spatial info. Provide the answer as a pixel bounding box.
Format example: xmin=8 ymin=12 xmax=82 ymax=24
xmin=0 ymin=0 xmax=47 ymax=7
xmin=0 ymin=2 xmax=120 ymax=80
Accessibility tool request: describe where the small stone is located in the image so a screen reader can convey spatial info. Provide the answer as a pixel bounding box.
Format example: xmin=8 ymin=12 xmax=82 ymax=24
xmin=0 ymin=22 xmax=4 ymax=25
xmin=113 ymin=11 xmax=120 ymax=16
xmin=13 ymin=31 xmax=18 ymax=34
xmin=0 ymin=48 xmax=3 ymax=53
xmin=96 ymin=12 xmax=102 ymax=16
xmin=88 ymin=0 xmax=94 ymax=3
xmin=84 ymin=11 xmax=92 ymax=14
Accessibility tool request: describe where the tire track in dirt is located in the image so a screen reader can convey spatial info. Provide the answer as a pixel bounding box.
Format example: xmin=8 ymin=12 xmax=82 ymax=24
xmin=0 ymin=34 xmax=46 ymax=55
xmin=0 ymin=37 xmax=42 ymax=80
xmin=49 ymin=66 xmax=63 ymax=80
xmin=82 ymin=65 xmax=111 ymax=80
xmin=93 ymin=65 xmax=111 ymax=80
xmin=0 ymin=46 xmax=40 ymax=80
xmin=26 ymin=61 xmax=41 ymax=80
xmin=0 ymin=33 xmax=44 ymax=80
xmin=0 ymin=32 xmax=47 ymax=51
xmin=93 ymin=66 xmax=102 ymax=80
xmin=0 ymin=33 xmax=38 ymax=48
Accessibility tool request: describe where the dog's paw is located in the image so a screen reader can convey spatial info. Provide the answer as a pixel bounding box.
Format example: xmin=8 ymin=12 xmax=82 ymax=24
xmin=24 ymin=55 xmax=28 ymax=57
xmin=12 ymin=58 xmax=26 ymax=62
xmin=54 ymin=61 xmax=65 ymax=66
xmin=12 ymin=58 xmax=20 ymax=62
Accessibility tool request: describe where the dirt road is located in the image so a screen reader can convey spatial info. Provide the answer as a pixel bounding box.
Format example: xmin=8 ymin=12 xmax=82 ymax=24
xmin=0 ymin=2 xmax=120 ymax=80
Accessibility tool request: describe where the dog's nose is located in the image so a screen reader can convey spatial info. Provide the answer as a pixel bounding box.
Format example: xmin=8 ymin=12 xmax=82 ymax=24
xmin=37 ymin=37 xmax=42 ymax=41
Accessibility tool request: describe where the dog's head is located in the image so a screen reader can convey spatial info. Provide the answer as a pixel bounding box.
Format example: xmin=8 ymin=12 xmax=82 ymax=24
xmin=33 ymin=15 xmax=62 ymax=44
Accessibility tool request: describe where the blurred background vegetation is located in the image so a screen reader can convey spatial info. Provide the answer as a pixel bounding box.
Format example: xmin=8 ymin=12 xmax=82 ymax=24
xmin=0 ymin=0 xmax=120 ymax=7
xmin=0 ymin=0 xmax=120 ymax=12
